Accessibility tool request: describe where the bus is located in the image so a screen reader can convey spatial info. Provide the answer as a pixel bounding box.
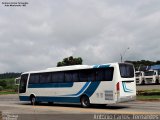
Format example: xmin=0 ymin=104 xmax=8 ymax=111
xmin=18 ymin=63 xmax=136 ymax=108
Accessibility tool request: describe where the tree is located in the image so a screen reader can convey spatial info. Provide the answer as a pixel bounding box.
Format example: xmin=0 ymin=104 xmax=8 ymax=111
xmin=57 ymin=56 xmax=83 ymax=67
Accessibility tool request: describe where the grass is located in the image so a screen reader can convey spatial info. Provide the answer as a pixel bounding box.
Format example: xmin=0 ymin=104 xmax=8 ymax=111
xmin=0 ymin=91 xmax=17 ymax=95
xmin=137 ymin=89 xmax=160 ymax=101
xmin=137 ymin=95 xmax=160 ymax=101
xmin=137 ymin=89 xmax=160 ymax=96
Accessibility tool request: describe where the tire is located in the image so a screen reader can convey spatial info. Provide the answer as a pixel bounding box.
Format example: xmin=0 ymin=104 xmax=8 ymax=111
xmin=30 ymin=96 xmax=36 ymax=105
xmin=141 ymin=80 xmax=145 ymax=85
xmin=48 ymin=102 xmax=54 ymax=105
xmin=155 ymin=79 xmax=159 ymax=85
xmin=80 ymin=95 xmax=90 ymax=108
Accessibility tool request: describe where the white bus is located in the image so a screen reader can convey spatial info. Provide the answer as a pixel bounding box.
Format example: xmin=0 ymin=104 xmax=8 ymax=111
xmin=18 ymin=63 xmax=136 ymax=108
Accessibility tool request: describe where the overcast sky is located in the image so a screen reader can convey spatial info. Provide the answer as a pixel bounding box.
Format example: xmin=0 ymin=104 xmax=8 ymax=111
xmin=0 ymin=0 xmax=160 ymax=73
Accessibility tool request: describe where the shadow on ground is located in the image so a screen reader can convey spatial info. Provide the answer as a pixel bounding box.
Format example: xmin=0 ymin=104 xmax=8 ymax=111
xmin=20 ymin=102 xmax=128 ymax=110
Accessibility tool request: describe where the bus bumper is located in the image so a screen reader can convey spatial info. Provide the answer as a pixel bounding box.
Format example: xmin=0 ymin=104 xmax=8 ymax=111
xmin=117 ymin=95 xmax=136 ymax=103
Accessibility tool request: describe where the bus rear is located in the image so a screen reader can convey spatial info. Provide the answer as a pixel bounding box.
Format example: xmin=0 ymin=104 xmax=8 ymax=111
xmin=116 ymin=63 xmax=136 ymax=103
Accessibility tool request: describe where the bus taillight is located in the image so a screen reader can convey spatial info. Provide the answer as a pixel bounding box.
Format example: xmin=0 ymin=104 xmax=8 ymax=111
xmin=116 ymin=82 xmax=120 ymax=91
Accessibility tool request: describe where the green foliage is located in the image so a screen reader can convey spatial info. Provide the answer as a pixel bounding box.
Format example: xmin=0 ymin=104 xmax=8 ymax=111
xmin=0 ymin=86 xmax=3 ymax=91
xmin=0 ymin=80 xmax=7 ymax=87
xmin=57 ymin=56 xmax=83 ymax=67
xmin=0 ymin=78 xmax=16 ymax=90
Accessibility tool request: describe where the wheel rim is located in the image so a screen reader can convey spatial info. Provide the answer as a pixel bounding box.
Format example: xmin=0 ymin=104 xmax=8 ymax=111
xmin=31 ymin=97 xmax=35 ymax=105
xmin=82 ymin=96 xmax=90 ymax=107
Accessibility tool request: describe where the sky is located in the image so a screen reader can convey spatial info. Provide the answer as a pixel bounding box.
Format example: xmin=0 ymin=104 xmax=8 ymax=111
xmin=0 ymin=0 xmax=160 ymax=73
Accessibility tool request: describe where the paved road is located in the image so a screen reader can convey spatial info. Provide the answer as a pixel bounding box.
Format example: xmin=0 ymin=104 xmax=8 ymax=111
xmin=0 ymin=94 xmax=160 ymax=120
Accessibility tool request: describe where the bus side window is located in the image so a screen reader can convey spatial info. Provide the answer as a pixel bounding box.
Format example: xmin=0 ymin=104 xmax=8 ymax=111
xmin=65 ymin=71 xmax=73 ymax=82
xmin=29 ymin=74 xmax=40 ymax=84
xmin=72 ymin=71 xmax=79 ymax=82
xmin=104 ymin=68 xmax=114 ymax=81
xmin=96 ymin=68 xmax=114 ymax=81
xmin=96 ymin=69 xmax=104 ymax=81
xmin=40 ymin=73 xmax=52 ymax=83
xmin=79 ymin=69 xmax=95 ymax=82
xmin=52 ymin=72 xmax=64 ymax=83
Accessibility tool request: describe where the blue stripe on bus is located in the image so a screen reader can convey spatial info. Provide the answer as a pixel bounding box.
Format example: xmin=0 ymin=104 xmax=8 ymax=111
xmin=19 ymin=96 xmax=30 ymax=101
xmin=122 ymin=82 xmax=133 ymax=93
xmin=83 ymin=81 xmax=100 ymax=97
xmin=36 ymin=96 xmax=80 ymax=103
xmin=93 ymin=64 xmax=110 ymax=68
xmin=63 ymin=82 xmax=91 ymax=97
xmin=28 ymin=82 xmax=74 ymax=88
xmin=62 ymin=81 xmax=100 ymax=97
xmin=98 ymin=65 xmax=110 ymax=68
xmin=19 ymin=96 xmax=80 ymax=103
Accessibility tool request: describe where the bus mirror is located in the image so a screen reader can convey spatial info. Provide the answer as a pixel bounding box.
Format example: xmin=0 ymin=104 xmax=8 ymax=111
xmin=15 ymin=77 xmax=20 ymax=85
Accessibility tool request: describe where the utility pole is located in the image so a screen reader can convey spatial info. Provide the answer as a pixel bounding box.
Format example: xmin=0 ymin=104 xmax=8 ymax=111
xmin=120 ymin=47 xmax=130 ymax=62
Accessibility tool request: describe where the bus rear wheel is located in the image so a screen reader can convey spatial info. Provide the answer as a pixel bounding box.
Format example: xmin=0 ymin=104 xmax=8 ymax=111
xmin=80 ymin=95 xmax=90 ymax=108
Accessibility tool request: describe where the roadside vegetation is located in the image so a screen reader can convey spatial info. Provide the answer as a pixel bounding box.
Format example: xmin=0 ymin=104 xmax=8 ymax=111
xmin=0 ymin=73 xmax=20 ymax=95
xmin=137 ymin=89 xmax=160 ymax=101
xmin=0 ymin=78 xmax=18 ymax=94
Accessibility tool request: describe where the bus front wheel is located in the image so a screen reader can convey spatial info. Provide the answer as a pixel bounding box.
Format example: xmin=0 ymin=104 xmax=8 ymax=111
xmin=80 ymin=95 xmax=90 ymax=108
xmin=30 ymin=96 xmax=36 ymax=105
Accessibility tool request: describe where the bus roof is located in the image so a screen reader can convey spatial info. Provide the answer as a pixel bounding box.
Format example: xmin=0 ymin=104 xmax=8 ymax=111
xmin=22 ymin=62 xmax=124 ymax=74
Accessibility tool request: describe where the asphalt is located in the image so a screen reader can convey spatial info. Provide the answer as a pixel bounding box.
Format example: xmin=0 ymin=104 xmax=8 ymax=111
xmin=0 ymin=84 xmax=160 ymax=120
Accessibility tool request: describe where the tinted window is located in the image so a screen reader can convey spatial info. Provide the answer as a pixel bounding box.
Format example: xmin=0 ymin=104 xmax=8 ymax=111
xmin=104 ymin=68 xmax=114 ymax=81
xmin=119 ymin=63 xmax=134 ymax=78
xmin=95 ymin=68 xmax=113 ymax=81
xmin=65 ymin=71 xmax=73 ymax=82
xmin=52 ymin=72 xmax=64 ymax=83
xmin=72 ymin=71 xmax=79 ymax=82
xmin=19 ymin=74 xmax=28 ymax=93
xmin=40 ymin=73 xmax=51 ymax=83
xmin=29 ymin=74 xmax=40 ymax=84
xmin=96 ymin=69 xmax=104 ymax=81
xmin=79 ymin=69 xmax=95 ymax=82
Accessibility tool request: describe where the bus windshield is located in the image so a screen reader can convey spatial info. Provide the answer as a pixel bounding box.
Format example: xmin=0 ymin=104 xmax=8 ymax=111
xmin=19 ymin=74 xmax=28 ymax=93
xmin=135 ymin=72 xmax=140 ymax=77
xmin=144 ymin=71 xmax=154 ymax=76
xmin=119 ymin=63 xmax=134 ymax=78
